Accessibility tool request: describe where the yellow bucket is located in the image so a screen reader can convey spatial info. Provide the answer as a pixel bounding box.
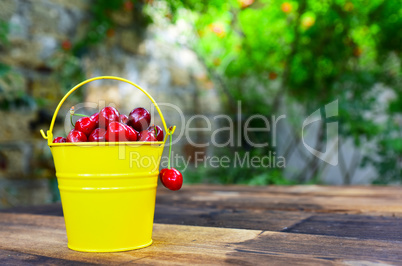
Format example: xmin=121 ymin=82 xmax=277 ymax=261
xmin=40 ymin=76 xmax=173 ymax=252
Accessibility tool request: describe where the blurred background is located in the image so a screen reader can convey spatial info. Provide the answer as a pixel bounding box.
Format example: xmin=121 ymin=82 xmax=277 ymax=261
xmin=0 ymin=0 xmax=400 ymax=208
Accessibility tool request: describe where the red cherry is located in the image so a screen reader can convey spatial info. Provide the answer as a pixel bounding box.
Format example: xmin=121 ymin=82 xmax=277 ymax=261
xmin=159 ymin=168 xmax=168 ymax=185
xmin=128 ymin=107 xmax=151 ymax=132
xmin=105 ymin=121 xmax=128 ymax=142
xmin=88 ymin=128 xmax=107 ymax=142
xmin=53 ymin=137 xmax=66 ymax=143
xmin=119 ymin=114 xmax=128 ymax=124
xmin=99 ymin=107 xmax=120 ymax=128
xmin=147 ymin=125 xmax=164 ymax=141
xmin=139 ymin=130 xmax=157 ymax=141
xmin=161 ymin=168 xmax=183 ymax=191
xmin=124 ymin=124 xmax=138 ymax=141
xmin=67 ymin=130 xmax=87 ymax=142
xmin=90 ymin=112 xmax=99 ymax=127
xmin=75 ymin=116 xmax=97 ymax=136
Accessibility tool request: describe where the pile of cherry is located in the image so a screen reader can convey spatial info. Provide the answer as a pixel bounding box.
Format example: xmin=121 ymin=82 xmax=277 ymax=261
xmin=53 ymin=106 xmax=182 ymax=191
xmin=53 ymin=106 xmax=163 ymax=143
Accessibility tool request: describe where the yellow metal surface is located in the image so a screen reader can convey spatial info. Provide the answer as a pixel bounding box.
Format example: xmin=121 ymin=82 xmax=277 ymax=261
xmin=41 ymin=76 xmax=172 ymax=252
xmin=53 ymin=144 xmax=162 ymax=252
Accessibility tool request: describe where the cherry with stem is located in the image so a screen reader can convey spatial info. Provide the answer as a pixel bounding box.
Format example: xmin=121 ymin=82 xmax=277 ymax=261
xmin=70 ymin=106 xmax=88 ymax=127
xmin=168 ymin=127 xmax=173 ymax=169
xmin=160 ymin=126 xmax=183 ymax=191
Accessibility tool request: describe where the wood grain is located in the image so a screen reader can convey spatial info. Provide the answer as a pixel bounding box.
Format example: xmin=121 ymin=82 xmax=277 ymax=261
xmin=157 ymin=185 xmax=402 ymax=216
xmin=1 ymin=213 xmax=401 ymax=265
xmin=2 ymin=185 xmax=402 ymax=242
xmin=4 ymin=203 xmax=402 ymax=242
xmin=282 ymin=214 xmax=402 ymax=241
xmin=0 ymin=249 xmax=95 ymax=265
xmin=155 ymin=205 xmax=313 ymax=232
xmin=3 ymin=185 xmax=402 ymax=217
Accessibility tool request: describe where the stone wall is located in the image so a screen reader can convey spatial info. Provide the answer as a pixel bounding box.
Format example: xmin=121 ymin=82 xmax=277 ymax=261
xmin=0 ymin=0 xmax=220 ymax=208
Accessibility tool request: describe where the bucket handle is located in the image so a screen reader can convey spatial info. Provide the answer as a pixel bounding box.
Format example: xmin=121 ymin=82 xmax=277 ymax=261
xmin=40 ymin=76 xmax=173 ymax=145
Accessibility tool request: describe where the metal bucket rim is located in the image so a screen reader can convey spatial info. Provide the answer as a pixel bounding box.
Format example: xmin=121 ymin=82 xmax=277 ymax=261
xmin=49 ymin=141 xmax=164 ymax=147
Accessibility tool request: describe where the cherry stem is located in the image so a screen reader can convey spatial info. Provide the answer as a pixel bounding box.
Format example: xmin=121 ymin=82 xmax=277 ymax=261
xmin=70 ymin=106 xmax=88 ymax=127
xmin=168 ymin=127 xmax=173 ymax=169
xmin=73 ymin=113 xmax=88 ymax=117
xmin=70 ymin=113 xmax=74 ymax=127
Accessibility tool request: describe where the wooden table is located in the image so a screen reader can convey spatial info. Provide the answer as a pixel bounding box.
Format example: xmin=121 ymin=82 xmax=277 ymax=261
xmin=1 ymin=185 xmax=402 ymax=265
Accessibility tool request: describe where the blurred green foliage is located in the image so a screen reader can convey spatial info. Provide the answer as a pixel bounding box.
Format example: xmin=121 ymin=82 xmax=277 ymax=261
xmin=0 ymin=19 xmax=9 ymax=45
xmin=73 ymin=0 xmax=153 ymax=55
xmin=163 ymin=0 xmax=401 ymax=184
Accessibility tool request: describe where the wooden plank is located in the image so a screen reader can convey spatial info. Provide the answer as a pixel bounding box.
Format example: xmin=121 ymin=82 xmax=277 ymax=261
xmin=4 ymin=203 xmax=402 ymax=242
xmin=228 ymin=229 xmax=402 ymax=265
xmin=0 ymin=213 xmax=401 ymax=265
xmin=282 ymin=214 xmax=402 ymax=241
xmin=154 ymin=205 xmax=312 ymax=232
xmin=156 ymin=185 xmax=402 ymax=216
xmin=156 ymin=206 xmax=402 ymax=242
xmin=2 ymin=185 xmax=402 ymax=238
xmin=0 ymin=249 xmax=95 ymax=265
xmin=160 ymin=185 xmax=402 ymax=197
xmin=0 ymin=203 xmax=312 ymax=232
xmin=0 ymin=203 xmax=64 ymax=216
xmin=2 ymin=185 xmax=401 ymax=216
